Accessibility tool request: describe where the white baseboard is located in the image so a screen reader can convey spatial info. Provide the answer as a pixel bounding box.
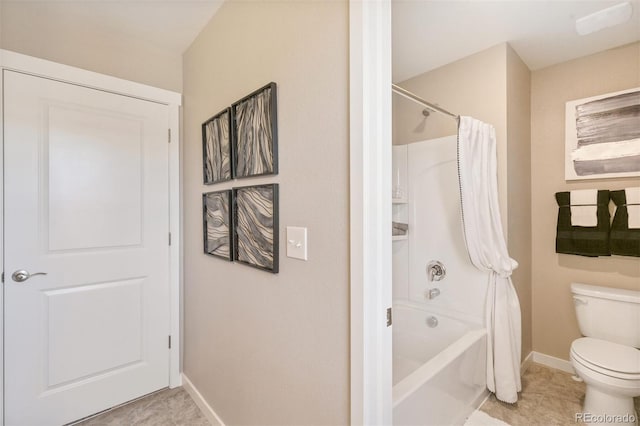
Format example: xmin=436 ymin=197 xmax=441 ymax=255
xmin=182 ymin=373 xmax=225 ymax=426
xmin=520 ymin=351 xmax=533 ymax=375
xmin=531 ymin=351 xmax=574 ymax=374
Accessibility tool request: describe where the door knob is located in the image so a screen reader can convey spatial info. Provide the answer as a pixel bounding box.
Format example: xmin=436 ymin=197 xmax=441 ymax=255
xmin=11 ymin=270 xmax=47 ymax=283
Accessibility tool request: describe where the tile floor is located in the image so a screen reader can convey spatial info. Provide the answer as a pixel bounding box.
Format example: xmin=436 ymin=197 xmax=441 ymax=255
xmin=74 ymin=363 xmax=640 ymax=426
xmin=480 ymin=363 xmax=640 ymax=426
xmin=73 ymin=387 xmax=209 ymax=426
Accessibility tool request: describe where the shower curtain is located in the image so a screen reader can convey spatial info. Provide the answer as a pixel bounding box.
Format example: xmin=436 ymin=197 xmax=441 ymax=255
xmin=457 ymin=116 xmax=522 ymax=404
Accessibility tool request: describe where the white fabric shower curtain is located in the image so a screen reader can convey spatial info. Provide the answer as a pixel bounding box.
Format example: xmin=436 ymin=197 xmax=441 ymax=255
xmin=457 ymin=116 xmax=522 ymax=403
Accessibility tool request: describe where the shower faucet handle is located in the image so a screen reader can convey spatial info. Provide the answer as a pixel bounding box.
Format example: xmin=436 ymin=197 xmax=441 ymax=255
xmin=427 ymin=260 xmax=446 ymax=282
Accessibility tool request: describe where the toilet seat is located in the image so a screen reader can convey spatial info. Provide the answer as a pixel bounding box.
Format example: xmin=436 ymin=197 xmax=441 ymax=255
xmin=571 ymin=337 xmax=640 ymax=380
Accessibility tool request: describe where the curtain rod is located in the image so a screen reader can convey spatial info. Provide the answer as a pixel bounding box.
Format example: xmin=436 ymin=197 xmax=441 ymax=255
xmin=392 ymin=84 xmax=459 ymax=120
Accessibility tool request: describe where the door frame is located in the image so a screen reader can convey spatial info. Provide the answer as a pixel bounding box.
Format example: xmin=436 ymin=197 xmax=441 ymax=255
xmin=0 ymin=49 xmax=183 ymax=424
xmin=349 ymin=1 xmax=393 ymax=425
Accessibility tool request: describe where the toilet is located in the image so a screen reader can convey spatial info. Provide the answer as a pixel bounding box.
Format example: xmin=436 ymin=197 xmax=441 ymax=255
xmin=570 ymin=283 xmax=640 ymax=426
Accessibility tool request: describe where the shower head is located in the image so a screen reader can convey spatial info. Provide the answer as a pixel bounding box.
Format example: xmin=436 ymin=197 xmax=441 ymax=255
xmin=422 ymin=109 xmax=431 ymax=118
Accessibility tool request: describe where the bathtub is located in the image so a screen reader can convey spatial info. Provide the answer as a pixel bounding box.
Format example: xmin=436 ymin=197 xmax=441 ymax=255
xmin=393 ymin=301 xmax=488 ymax=426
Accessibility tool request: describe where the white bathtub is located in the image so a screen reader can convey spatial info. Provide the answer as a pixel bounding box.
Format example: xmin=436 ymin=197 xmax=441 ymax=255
xmin=393 ymin=302 xmax=488 ymax=426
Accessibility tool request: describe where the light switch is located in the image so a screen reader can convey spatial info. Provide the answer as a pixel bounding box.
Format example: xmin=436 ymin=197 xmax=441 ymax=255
xmin=286 ymin=226 xmax=308 ymax=260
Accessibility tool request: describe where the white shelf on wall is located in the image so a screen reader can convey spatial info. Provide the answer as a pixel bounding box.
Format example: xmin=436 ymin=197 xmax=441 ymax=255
xmin=392 ymin=145 xmax=409 ymax=243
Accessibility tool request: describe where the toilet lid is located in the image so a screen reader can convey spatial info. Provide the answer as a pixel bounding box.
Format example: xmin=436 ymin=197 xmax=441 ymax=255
xmin=572 ymin=337 xmax=640 ymax=375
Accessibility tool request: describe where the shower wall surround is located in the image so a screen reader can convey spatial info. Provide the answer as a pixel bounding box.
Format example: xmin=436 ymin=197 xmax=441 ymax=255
xmin=392 ymin=146 xmax=410 ymax=295
xmin=392 ymin=136 xmax=487 ymax=324
xmin=392 ymin=43 xmax=532 ymax=357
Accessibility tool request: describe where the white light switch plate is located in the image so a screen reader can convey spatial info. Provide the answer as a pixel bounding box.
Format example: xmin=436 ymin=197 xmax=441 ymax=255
xmin=286 ymin=226 xmax=308 ymax=260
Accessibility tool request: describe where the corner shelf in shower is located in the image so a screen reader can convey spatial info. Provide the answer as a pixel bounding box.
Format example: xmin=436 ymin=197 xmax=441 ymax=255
xmin=392 ymin=197 xmax=408 ymax=240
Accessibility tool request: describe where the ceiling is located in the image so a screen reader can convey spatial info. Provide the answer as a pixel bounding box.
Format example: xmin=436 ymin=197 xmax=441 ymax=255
xmin=1 ymin=0 xmax=225 ymax=54
xmin=393 ymin=0 xmax=640 ymax=82
xmin=2 ymin=0 xmax=637 ymax=80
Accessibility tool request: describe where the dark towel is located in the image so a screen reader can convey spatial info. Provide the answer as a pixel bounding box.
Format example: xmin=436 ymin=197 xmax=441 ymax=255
xmin=555 ymin=190 xmax=610 ymax=257
xmin=610 ymin=190 xmax=640 ymax=257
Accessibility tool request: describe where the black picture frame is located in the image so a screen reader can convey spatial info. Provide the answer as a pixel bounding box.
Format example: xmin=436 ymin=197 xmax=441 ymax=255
xmin=203 ymin=190 xmax=234 ymax=261
xmin=202 ymin=108 xmax=233 ymax=184
xmin=231 ymin=82 xmax=278 ymax=179
xmin=233 ymin=184 xmax=279 ymax=273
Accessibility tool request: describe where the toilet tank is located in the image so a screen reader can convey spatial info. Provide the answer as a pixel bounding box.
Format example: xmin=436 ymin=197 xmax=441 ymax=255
xmin=571 ymin=283 xmax=640 ymax=348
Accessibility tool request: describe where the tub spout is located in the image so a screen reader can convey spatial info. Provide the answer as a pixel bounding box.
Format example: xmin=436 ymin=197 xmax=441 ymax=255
xmin=426 ymin=288 xmax=440 ymax=300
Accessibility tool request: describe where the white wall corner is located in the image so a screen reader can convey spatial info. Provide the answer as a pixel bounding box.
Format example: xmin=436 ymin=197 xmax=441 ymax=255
xmin=181 ymin=374 xmax=225 ymax=426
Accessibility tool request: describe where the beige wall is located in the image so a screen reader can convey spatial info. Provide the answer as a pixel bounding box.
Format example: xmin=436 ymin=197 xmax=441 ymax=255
xmin=393 ymin=44 xmax=507 ymax=147
xmin=0 ymin=2 xmax=182 ymax=91
xmin=531 ymin=42 xmax=640 ymax=361
xmin=393 ymin=43 xmax=533 ymax=360
xmin=182 ymin=2 xmax=349 ymax=425
xmin=506 ymin=45 xmax=533 ymax=359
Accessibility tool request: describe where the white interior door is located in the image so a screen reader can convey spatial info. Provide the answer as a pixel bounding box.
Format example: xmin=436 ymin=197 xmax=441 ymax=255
xmin=3 ymin=70 xmax=171 ymax=425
